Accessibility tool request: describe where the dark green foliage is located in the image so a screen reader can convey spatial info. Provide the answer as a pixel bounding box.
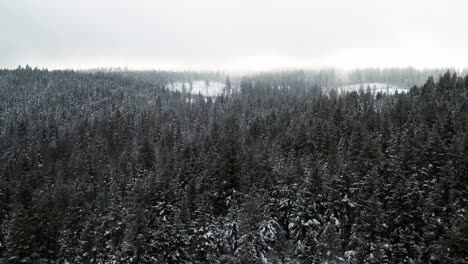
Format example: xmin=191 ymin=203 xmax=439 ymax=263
xmin=0 ymin=67 xmax=467 ymax=263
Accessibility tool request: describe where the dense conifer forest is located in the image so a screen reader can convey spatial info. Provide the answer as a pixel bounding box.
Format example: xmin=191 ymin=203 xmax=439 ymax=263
xmin=0 ymin=67 xmax=467 ymax=263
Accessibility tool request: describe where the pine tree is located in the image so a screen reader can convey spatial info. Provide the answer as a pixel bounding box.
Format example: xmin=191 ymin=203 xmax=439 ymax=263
xmin=225 ymin=75 xmax=232 ymax=95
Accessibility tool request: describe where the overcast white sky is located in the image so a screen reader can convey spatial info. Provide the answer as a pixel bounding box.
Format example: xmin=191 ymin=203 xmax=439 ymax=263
xmin=1 ymin=0 xmax=467 ymax=71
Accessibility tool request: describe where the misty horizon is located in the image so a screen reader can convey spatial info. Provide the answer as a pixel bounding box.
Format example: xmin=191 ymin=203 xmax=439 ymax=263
xmin=2 ymin=0 xmax=468 ymax=71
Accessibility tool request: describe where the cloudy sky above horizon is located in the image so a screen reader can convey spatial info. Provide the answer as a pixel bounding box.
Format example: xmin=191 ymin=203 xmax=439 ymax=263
xmin=1 ymin=0 xmax=467 ymax=71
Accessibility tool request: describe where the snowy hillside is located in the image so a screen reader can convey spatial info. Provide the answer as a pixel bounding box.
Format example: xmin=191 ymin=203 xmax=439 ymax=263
xmin=330 ymin=82 xmax=408 ymax=95
xmin=166 ymin=81 xmax=235 ymax=97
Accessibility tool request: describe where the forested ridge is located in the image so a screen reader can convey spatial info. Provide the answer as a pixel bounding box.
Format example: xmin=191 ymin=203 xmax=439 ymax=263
xmin=0 ymin=67 xmax=467 ymax=263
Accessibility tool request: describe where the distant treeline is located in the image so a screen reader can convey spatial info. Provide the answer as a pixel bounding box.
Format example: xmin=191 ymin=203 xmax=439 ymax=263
xmin=114 ymin=67 xmax=468 ymax=90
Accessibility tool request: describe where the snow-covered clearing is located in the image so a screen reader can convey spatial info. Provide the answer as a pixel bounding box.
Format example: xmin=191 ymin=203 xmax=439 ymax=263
xmin=166 ymin=81 xmax=234 ymax=97
xmin=330 ymin=82 xmax=408 ymax=95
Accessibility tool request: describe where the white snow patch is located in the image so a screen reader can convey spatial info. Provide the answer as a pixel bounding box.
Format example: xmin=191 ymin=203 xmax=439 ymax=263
xmin=328 ymin=82 xmax=408 ymax=95
xmin=260 ymin=252 xmax=270 ymax=264
xmin=167 ymin=80 xmax=235 ymax=97
xmin=344 ymin=250 xmax=357 ymax=260
xmin=303 ymin=219 xmax=320 ymax=226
